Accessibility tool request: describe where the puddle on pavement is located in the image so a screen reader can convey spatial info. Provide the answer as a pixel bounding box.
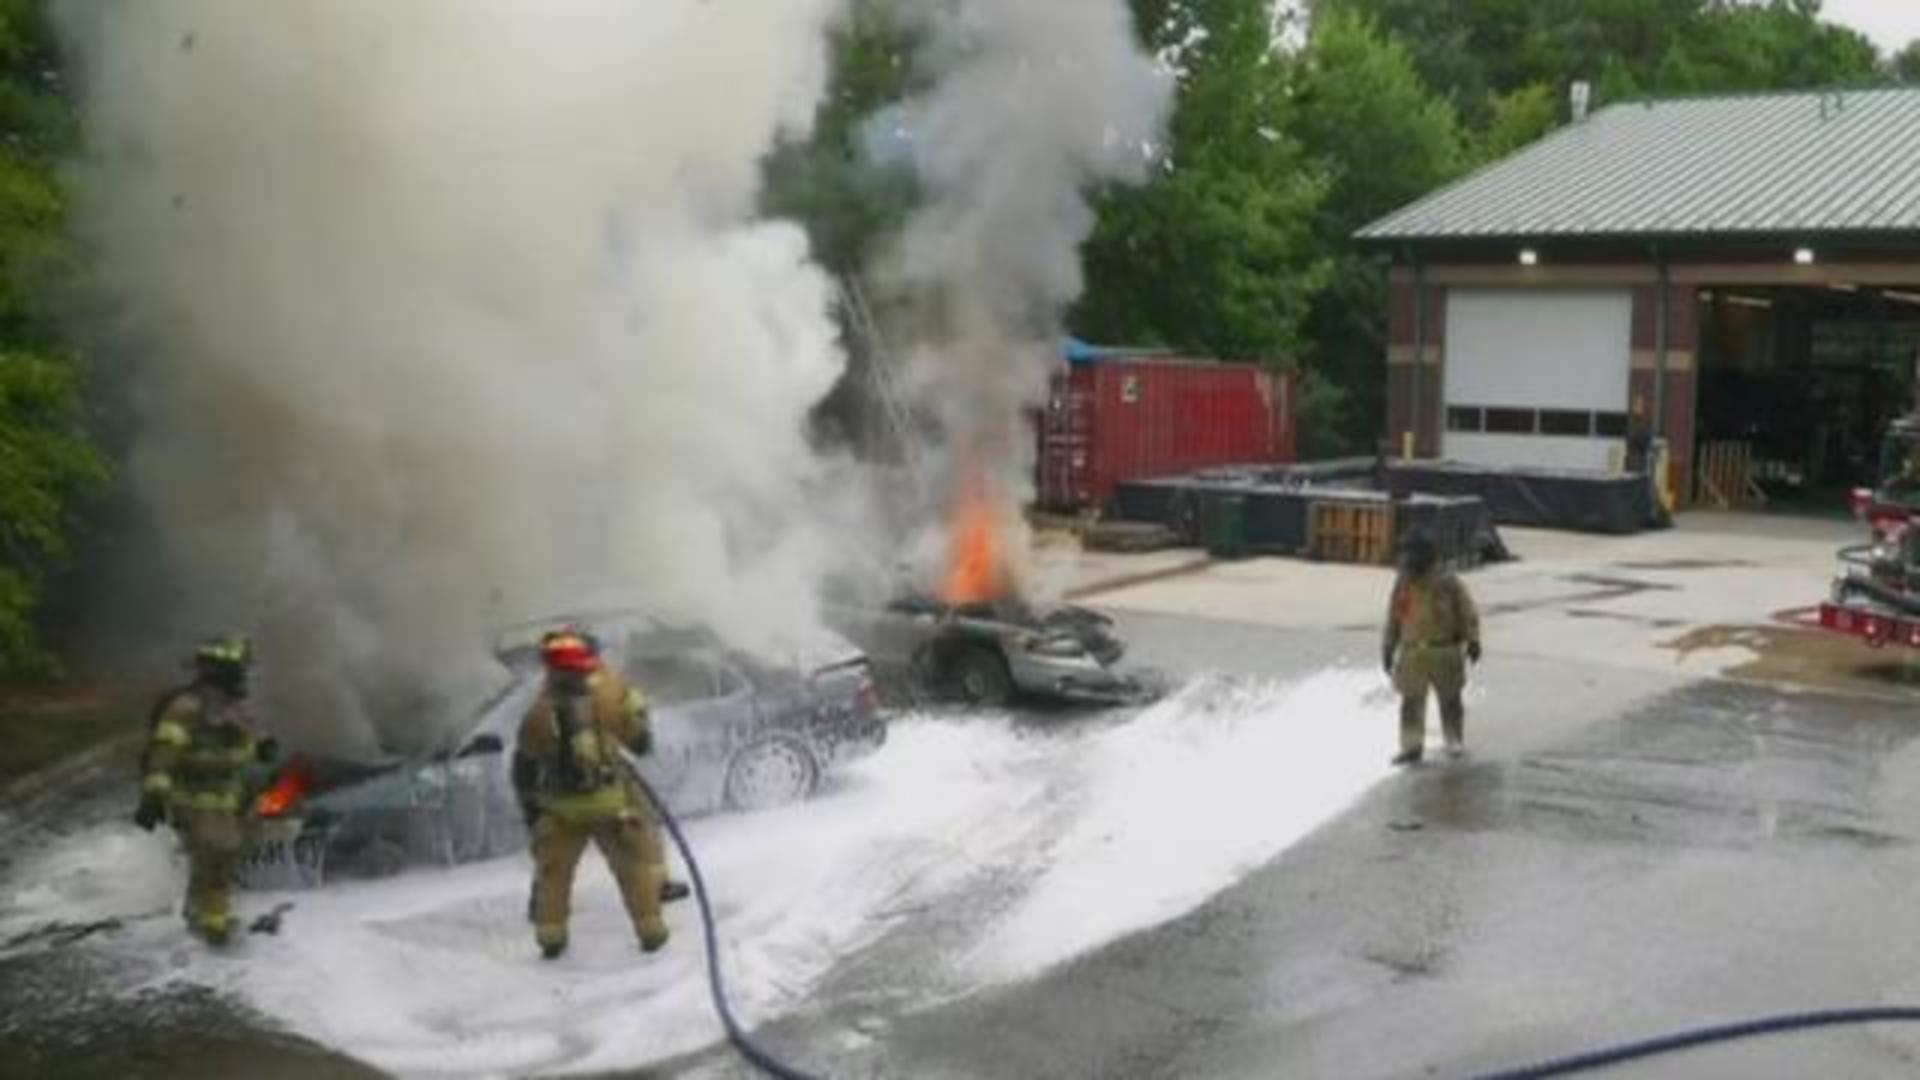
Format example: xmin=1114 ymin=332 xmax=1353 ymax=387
xmin=1383 ymin=680 xmax=1920 ymax=849
xmin=1663 ymin=623 xmax=1920 ymax=696
xmin=1612 ymin=558 xmax=1757 ymax=572
xmin=1340 ymin=573 xmax=1681 ymax=631
xmin=1477 ymin=574 xmax=1678 ymax=620
xmin=1565 ymin=608 xmax=1686 ymax=630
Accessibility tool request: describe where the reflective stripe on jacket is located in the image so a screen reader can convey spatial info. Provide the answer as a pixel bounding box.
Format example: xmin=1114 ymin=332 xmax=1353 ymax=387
xmin=142 ymin=689 xmax=258 ymax=814
xmin=514 ymin=669 xmax=652 ymax=823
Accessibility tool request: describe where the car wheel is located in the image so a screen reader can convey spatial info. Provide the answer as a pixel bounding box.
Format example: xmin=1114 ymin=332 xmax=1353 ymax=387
xmin=949 ymin=645 xmax=1015 ymax=707
xmin=723 ymin=735 xmax=819 ymax=812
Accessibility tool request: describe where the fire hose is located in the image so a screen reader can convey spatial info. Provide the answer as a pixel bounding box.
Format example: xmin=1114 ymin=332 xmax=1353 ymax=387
xmin=627 ymin=769 xmax=824 ymax=1080
xmin=1471 ymin=1007 xmax=1920 ymax=1079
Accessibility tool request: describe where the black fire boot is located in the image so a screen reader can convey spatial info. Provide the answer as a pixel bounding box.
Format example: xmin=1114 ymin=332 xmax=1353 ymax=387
xmin=540 ymin=940 xmax=567 ymax=961
xmin=1391 ymin=748 xmax=1423 ymax=767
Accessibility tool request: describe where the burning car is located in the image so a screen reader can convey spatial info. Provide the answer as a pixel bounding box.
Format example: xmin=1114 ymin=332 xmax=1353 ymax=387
xmin=825 ymin=594 xmax=1141 ymax=706
xmin=242 ymin=613 xmax=886 ymax=888
xmin=821 ymin=465 xmax=1143 ymax=706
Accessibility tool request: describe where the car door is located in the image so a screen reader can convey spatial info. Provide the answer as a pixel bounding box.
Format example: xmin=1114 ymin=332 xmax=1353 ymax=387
xmin=624 ymin=648 xmax=758 ymax=813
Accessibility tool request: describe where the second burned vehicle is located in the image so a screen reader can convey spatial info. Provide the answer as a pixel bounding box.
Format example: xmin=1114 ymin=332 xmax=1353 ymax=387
xmin=825 ymin=592 xmax=1143 ymax=706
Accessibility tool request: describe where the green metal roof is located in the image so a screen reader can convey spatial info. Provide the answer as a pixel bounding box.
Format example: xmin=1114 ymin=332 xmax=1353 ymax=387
xmin=1359 ymin=88 xmax=1920 ymax=243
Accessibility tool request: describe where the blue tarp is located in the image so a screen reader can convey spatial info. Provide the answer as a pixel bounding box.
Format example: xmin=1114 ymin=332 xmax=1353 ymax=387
xmin=1060 ymin=336 xmax=1167 ymax=364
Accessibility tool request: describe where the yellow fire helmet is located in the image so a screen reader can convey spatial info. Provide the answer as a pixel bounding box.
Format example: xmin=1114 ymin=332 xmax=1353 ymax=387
xmin=193 ymin=635 xmax=253 ymax=669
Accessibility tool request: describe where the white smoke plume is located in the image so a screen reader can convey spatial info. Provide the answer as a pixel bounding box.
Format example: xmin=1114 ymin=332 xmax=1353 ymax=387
xmin=58 ymin=1 xmax=851 ymax=757
xmin=875 ymin=0 xmax=1172 ymax=594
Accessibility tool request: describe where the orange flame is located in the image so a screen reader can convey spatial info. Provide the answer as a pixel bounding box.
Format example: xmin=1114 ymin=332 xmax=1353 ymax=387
xmin=255 ymin=755 xmax=314 ymax=818
xmin=941 ymin=467 xmax=1008 ymax=605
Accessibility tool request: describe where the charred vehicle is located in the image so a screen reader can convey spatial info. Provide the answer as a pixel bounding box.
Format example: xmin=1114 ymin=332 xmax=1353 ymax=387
xmin=242 ymin=614 xmax=885 ymax=888
xmin=826 ymin=594 xmax=1141 ymax=706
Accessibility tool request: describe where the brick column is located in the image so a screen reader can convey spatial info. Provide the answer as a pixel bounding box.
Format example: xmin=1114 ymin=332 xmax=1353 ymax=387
xmin=1421 ymin=286 xmax=1446 ymax=457
xmin=1385 ymin=276 xmax=1444 ymax=458
xmin=1630 ymin=284 xmax=1698 ymax=505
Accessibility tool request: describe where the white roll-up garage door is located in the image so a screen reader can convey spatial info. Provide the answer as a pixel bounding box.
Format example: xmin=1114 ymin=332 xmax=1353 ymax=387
xmin=1442 ymin=288 xmax=1632 ymax=471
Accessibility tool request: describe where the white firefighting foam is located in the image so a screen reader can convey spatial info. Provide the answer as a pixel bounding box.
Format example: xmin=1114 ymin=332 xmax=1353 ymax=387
xmin=1 ymin=670 xmax=1391 ymax=1076
xmin=0 ymin=824 xmax=178 ymax=944
xmin=970 ymin=670 xmax=1394 ymax=980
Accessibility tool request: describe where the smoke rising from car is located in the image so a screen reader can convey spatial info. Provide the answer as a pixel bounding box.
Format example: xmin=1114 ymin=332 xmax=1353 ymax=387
xmin=57 ymin=1 xmax=852 ymax=757
xmin=875 ymin=0 xmax=1172 ymax=593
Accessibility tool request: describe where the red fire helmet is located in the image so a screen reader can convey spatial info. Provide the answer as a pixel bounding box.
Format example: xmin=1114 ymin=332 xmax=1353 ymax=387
xmin=539 ymin=630 xmax=601 ymax=673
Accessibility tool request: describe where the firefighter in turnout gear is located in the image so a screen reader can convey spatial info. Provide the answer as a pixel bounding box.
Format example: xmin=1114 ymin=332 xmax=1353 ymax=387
xmin=1382 ymin=528 xmax=1482 ymax=766
xmin=513 ymin=629 xmax=671 ymax=959
xmin=135 ymin=637 xmax=275 ymax=945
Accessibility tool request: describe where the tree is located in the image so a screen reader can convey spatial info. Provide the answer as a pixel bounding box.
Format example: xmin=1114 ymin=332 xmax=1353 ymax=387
xmin=0 ymin=0 xmax=103 ymax=674
xmin=1672 ymin=0 xmax=1880 ymax=93
xmin=1306 ymin=0 xmax=1505 ymax=126
xmin=1895 ymin=40 xmax=1920 ymax=85
xmin=1316 ymin=0 xmax=1885 ymax=125
xmin=1289 ymin=10 xmax=1466 ymax=453
xmin=760 ymin=0 xmax=923 ymax=277
xmin=1073 ymin=0 xmax=1328 ymax=361
xmin=1479 ymin=81 xmax=1562 ymax=160
xmin=1074 ymin=162 xmax=1327 ymax=360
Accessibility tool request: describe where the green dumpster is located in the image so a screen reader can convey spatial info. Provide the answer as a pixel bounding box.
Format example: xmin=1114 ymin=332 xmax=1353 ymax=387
xmin=1200 ymin=492 xmax=1250 ymax=560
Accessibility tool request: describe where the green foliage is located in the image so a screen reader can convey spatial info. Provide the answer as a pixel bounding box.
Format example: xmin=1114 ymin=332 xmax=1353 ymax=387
xmin=1316 ymin=0 xmax=1886 ymax=123
xmin=0 ymin=350 xmax=103 ymax=672
xmin=1075 ymin=163 xmax=1327 ymax=360
xmin=1291 ymin=10 xmax=1465 ymax=239
xmin=1896 ymin=41 xmax=1920 ymax=85
xmin=0 ymin=0 xmax=102 ymax=675
xmin=1289 ymin=11 xmax=1465 ymax=453
xmin=1479 ymin=81 xmax=1561 ymax=160
xmin=761 ymin=0 xmax=922 ymax=276
xmin=1667 ymin=1 xmax=1881 ymax=93
xmin=1074 ymin=0 xmax=1328 ymax=361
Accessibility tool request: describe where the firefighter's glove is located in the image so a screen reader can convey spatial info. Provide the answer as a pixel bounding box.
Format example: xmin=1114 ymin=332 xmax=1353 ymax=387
xmin=255 ymin=737 xmax=281 ymax=764
xmin=134 ymin=795 xmax=166 ymax=832
xmin=1381 ymin=645 xmax=1396 ymax=676
xmin=1466 ymin=641 xmax=1483 ymax=665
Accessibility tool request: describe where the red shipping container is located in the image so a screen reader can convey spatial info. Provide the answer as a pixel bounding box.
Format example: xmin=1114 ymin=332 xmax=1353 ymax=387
xmin=1038 ymin=357 xmax=1299 ymax=513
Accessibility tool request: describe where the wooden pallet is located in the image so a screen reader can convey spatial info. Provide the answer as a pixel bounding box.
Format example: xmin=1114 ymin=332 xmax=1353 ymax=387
xmin=1694 ymin=441 xmax=1767 ymax=510
xmin=1309 ymin=500 xmax=1396 ymax=565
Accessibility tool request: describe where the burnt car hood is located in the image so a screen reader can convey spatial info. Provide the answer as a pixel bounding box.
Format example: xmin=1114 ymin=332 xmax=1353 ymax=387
xmin=1030 ymin=604 xmax=1126 ymax=666
xmin=886 ymin=595 xmax=1127 ymax=667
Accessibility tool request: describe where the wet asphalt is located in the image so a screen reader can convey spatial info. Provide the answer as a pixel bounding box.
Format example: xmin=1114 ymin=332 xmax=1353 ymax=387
xmin=671 ymin=613 xmax=1920 ymax=1080
xmin=10 ymin=610 xmax=1920 ymax=1079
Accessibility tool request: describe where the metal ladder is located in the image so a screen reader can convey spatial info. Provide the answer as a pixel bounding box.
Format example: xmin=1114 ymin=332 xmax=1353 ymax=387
xmin=836 ymin=274 xmax=922 ymax=476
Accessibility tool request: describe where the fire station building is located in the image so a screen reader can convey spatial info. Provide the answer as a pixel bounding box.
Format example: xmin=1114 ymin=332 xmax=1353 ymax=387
xmin=1360 ymin=86 xmax=1920 ymax=507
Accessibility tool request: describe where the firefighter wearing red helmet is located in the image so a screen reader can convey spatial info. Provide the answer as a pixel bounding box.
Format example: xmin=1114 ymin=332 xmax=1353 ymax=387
xmin=512 ymin=627 xmax=671 ymax=959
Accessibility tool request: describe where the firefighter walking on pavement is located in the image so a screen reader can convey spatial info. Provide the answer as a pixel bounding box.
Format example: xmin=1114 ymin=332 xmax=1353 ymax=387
xmin=1382 ymin=528 xmax=1482 ymax=766
xmin=134 ymin=637 xmax=276 ymax=945
xmin=512 ymin=628 xmax=673 ymax=959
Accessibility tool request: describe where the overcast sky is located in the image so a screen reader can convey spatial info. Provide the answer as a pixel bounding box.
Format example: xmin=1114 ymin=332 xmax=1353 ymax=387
xmin=1821 ymin=0 xmax=1920 ymax=53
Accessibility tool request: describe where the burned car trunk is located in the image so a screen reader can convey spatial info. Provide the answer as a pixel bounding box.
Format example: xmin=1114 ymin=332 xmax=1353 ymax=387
xmin=824 ymin=594 xmax=1141 ymax=707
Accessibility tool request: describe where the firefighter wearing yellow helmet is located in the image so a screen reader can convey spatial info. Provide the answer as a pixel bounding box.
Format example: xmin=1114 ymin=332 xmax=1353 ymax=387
xmin=512 ymin=628 xmax=671 ymax=959
xmin=134 ymin=636 xmax=277 ymax=945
